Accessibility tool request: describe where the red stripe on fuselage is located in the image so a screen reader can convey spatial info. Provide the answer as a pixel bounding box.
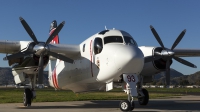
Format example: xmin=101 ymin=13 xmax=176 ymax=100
xmin=54 ymin=68 xmax=60 ymax=89
xmin=52 ymin=68 xmax=60 ymax=89
xmin=90 ymin=40 xmax=93 ymax=77
xmin=52 ymin=72 xmax=56 ymax=88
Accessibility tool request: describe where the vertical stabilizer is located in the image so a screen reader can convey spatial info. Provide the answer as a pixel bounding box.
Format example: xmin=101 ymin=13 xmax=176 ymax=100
xmin=48 ymin=20 xmax=60 ymax=88
xmin=49 ymin=20 xmax=59 ymax=44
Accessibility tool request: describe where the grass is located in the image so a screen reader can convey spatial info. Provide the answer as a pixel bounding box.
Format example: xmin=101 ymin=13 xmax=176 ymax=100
xmin=146 ymin=88 xmax=200 ymax=93
xmin=0 ymin=88 xmax=187 ymax=103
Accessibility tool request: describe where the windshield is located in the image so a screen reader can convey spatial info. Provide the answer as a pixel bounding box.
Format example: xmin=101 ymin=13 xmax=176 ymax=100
xmin=104 ymin=36 xmax=123 ymax=44
xmin=124 ymin=36 xmax=137 ymax=45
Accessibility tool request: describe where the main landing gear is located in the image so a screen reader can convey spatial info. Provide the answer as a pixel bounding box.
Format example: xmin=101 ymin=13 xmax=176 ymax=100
xmin=23 ymin=88 xmax=33 ymax=106
xmin=119 ymin=74 xmax=149 ymax=111
xmin=23 ymin=74 xmax=37 ymax=107
xmin=138 ymin=88 xmax=149 ymax=105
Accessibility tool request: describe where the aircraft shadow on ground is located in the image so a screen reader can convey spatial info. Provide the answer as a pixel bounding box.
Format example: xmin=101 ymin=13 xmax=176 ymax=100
xmin=16 ymin=101 xmax=119 ymax=109
xmin=16 ymin=100 xmax=200 ymax=111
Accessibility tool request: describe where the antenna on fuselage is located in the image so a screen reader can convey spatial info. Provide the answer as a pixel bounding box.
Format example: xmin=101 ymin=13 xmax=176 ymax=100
xmin=105 ymin=26 xmax=107 ymax=30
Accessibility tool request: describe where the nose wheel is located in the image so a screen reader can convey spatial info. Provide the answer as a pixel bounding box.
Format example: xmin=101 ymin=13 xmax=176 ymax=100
xmin=119 ymin=98 xmax=135 ymax=111
xmin=119 ymin=100 xmax=131 ymax=111
xmin=119 ymin=99 xmax=135 ymax=111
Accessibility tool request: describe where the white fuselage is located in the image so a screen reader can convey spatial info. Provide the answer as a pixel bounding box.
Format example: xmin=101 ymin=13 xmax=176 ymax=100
xmin=48 ymin=30 xmax=144 ymax=92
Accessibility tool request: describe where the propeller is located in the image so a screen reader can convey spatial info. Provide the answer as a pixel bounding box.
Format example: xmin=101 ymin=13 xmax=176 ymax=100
xmin=4 ymin=17 xmax=74 ymax=84
xmin=20 ymin=17 xmax=39 ymax=44
xmin=150 ymin=25 xmax=197 ymax=86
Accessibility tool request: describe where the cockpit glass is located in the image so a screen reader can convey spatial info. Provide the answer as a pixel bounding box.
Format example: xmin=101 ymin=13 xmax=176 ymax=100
xmin=124 ymin=36 xmax=137 ymax=45
xmin=104 ymin=36 xmax=123 ymax=44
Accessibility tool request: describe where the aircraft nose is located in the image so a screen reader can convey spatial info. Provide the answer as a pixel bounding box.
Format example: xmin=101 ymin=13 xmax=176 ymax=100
xmin=114 ymin=45 xmax=144 ymax=74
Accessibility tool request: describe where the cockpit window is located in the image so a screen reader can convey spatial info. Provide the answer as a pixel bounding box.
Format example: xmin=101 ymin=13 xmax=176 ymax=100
xmin=124 ymin=36 xmax=137 ymax=45
xmin=104 ymin=36 xmax=123 ymax=44
xmin=94 ymin=38 xmax=103 ymax=54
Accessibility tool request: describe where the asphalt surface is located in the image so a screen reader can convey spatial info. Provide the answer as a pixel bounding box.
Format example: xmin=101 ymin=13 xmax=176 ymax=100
xmin=0 ymin=95 xmax=200 ymax=112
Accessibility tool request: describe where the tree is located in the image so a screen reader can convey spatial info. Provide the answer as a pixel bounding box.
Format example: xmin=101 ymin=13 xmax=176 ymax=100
xmin=151 ymin=81 xmax=157 ymax=85
xmin=195 ymin=80 xmax=200 ymax=85
xmin=156 ymin=81 xmax=163 ymax=85
xmin=180 ymin=80 xmax=189 ymax=85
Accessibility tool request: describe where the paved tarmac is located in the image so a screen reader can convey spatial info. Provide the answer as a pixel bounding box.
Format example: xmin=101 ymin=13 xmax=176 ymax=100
xmin=0 ymin=95 xmax=200 ymax=112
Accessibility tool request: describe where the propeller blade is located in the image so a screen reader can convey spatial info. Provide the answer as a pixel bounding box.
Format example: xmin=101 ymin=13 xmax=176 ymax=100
xmin=173 ymin=56 xmax=197 ymax=68
xmin=48 ymin=51 xmax=74 ymax=63
xmin=3 ymin=51 xmax=33 ymax=60
xmin=38 ymin=54 xmax=44 ymax=84
xmin=165 ymin=60 xmax=170 ymax=86
xmin=150 ymin=25 xmax=165 ymax=49
xmin=19 ymin=17 xmax=39 ymax=44
xmin=171 ymin=29 xmax=186 ymax=50
xmin=45 ymin=21 xmax=65 ymax=46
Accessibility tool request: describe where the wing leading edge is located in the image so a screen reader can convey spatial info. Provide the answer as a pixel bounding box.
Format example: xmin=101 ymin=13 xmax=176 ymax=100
xmin=174 ymin=48 xmax=200 ymax=57
xmin=48 ymin=43 xmax=80 ymax=59
xmin=0 ymin=40 xmax=80 ymax=60
xmin=0 ymin=40 xmax=20 ymax=54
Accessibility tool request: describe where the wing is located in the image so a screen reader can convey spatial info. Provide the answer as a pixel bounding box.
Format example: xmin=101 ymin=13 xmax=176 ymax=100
xmin=0 ymin=40 xmax=80 ymax=60
xmin=48 ymin=43 xmax=80 ymax=59
xmin=0 ymin=40 xmax=21 ymax=54
xmin=174 ymin=48 xmax=200 ymax=57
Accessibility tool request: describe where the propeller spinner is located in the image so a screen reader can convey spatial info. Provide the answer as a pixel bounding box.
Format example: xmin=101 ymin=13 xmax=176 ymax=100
xmin=4 ymin=17 xmax=74 ymax=84
xmin=150 ymin=25 xmax=196 ymax=86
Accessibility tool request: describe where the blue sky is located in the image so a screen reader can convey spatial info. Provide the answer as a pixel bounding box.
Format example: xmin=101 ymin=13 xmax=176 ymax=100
xmin=0 ymin=0 xmax=200 ymax=75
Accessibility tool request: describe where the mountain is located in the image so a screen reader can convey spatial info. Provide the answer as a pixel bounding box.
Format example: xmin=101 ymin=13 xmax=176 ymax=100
xmin=0 ymin=67 xmax=14 ymax=85
xmin=187 ymin=71 xmax=200 ymax=85
xmin=153 ymin=68 xmax=200 ymax=85
xmin=154 ymin=68 xmax=184 ymax=80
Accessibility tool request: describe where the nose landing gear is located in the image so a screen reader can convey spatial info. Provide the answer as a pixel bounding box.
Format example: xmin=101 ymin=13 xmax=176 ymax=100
xmin=119 ymin=74 xmax=149 ymax=111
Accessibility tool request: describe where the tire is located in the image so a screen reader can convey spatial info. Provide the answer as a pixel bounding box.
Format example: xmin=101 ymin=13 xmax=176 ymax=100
xmin=119 ymin=100 xmax=131 ymax=111
xmin=138 ymin=88 xmax=149 ymax=105
xmin=130 ymin=101 xmax=135 ymax=111
xmin=23 ymin=88 xmax=33 ymax=106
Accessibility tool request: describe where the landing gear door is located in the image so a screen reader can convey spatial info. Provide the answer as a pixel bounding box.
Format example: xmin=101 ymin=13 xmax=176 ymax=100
xmin=123 ymin=74 xmax=139 ymax=97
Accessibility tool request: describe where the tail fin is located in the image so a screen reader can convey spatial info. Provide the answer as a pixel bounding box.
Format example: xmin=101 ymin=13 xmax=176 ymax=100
xmin=49 ymin=20 xmax=59 ymax=44
xmin=48 ymin=20 xmax=60 ymax=88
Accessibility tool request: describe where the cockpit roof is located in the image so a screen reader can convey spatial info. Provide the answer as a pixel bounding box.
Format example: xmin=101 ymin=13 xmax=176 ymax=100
xmin=96 ymin=29 xmax=137 ymax=46
xmin=98 ymin=29 xmax=132 ymax=37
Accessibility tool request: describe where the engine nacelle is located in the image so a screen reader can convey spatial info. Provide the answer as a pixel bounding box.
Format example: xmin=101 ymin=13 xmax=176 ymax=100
xmin=139 ymin=46 xmax=172 ymax=83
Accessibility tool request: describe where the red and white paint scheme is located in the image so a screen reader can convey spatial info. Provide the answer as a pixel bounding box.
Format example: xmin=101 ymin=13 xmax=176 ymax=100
xmin=0 ymin=17 xmax=200 ymax=111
